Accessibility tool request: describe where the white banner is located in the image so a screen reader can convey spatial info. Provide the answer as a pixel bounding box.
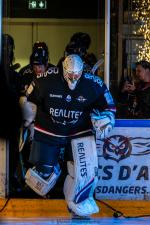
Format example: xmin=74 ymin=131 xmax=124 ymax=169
xmin=95 ymin=127 xmax=150 ymax=200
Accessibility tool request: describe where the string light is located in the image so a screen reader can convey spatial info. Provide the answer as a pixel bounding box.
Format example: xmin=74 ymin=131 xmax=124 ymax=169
xmin=132 ymin=0 xmax=150 ymax=61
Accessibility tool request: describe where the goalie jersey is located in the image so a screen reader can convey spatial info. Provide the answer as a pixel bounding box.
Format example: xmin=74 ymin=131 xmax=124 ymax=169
xmin=28 ymin=69 xmax=116 ymax=143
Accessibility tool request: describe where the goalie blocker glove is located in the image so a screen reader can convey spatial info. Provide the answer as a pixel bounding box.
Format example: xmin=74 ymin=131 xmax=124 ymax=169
xmin=91 ymin=110 xmax=115 ymax=140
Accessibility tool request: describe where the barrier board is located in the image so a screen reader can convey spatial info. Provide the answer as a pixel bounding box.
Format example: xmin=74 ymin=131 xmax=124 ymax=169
xmin=95 ymin=119 xmax=150 ymax=200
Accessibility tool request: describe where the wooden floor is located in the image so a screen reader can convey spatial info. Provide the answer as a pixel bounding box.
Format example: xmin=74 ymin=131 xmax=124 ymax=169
xmin=0 ymin=199 xmax=150 ymax=224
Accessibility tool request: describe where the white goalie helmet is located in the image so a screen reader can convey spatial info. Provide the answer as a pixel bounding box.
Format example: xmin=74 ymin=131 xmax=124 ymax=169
xmin=63 ymin=54 xmax=83 ymax=90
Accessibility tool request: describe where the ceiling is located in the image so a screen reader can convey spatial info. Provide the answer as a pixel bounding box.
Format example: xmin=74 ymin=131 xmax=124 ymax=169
xmin=3 ymin=0 xmax=105 ymax=19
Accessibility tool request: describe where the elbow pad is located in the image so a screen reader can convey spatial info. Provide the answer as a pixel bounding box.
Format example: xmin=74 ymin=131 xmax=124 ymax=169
xmin=19 ymin=96 xmax=37 ymax=127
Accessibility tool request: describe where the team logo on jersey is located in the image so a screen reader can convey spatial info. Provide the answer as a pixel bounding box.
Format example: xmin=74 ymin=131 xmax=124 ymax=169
xmin=49 ymin=107 xmax=82 ymax=125
xmin=66 ymin=95 xmax=72 ymax=102
xmin=76 ymin=96 xmax=87 ymax=103
xmin=49 ymin=94 xmax=62 ymax=98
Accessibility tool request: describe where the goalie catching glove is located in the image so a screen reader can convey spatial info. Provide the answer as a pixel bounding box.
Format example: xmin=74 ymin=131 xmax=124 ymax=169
xmin=91 ymin=110 xmax=115 ymax=140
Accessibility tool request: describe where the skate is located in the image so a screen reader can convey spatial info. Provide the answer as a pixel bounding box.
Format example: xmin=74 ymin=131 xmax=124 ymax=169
xmin=67 ymin=206 xmax=91 ymax=220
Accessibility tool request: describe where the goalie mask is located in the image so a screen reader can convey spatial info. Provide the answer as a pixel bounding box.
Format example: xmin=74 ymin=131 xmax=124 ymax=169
xmin=63 ymin=54 xmax=83 ymax=90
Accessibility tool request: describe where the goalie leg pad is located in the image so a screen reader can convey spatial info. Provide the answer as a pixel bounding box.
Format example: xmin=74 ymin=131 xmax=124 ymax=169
xmin=63 ymin=135 xmax=99 ymax=216
xmin=25 ymin=163 xmax=61 ymax=196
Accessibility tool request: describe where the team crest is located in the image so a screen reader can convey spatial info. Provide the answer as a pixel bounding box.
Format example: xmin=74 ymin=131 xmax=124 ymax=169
xmin=76 ymin=96 xmax=87 ymax=103
xmin=66 ymin=95 xmax=72 ymax=102
xmin=97 ymin=135 xmax=150 ymax=162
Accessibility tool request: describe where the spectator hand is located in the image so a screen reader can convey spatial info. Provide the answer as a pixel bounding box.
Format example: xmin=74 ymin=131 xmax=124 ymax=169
xmin=122 ymin=81 xmax=136 ymax=93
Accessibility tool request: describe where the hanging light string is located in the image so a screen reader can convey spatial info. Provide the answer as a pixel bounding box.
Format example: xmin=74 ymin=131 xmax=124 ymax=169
xmin=132 ymin=0 xmax=150 ymax=61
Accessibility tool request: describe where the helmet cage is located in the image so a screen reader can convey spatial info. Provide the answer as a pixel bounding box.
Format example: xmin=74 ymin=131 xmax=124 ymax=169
xmin=63 ymin=54 xmax=83 ymax=90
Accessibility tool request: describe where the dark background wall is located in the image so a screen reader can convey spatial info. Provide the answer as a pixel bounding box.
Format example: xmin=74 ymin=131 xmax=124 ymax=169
xmin=3 ymin=0 xmax=105 ymax=19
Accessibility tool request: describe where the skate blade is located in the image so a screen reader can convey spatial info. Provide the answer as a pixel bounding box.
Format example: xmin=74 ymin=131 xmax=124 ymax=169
xmin=67 ymin=207 xmax=91 ymax=220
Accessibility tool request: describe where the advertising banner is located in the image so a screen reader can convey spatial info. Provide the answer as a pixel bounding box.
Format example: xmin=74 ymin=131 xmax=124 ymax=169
xmin=95 ymin=120 xmax=150 ymax=200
